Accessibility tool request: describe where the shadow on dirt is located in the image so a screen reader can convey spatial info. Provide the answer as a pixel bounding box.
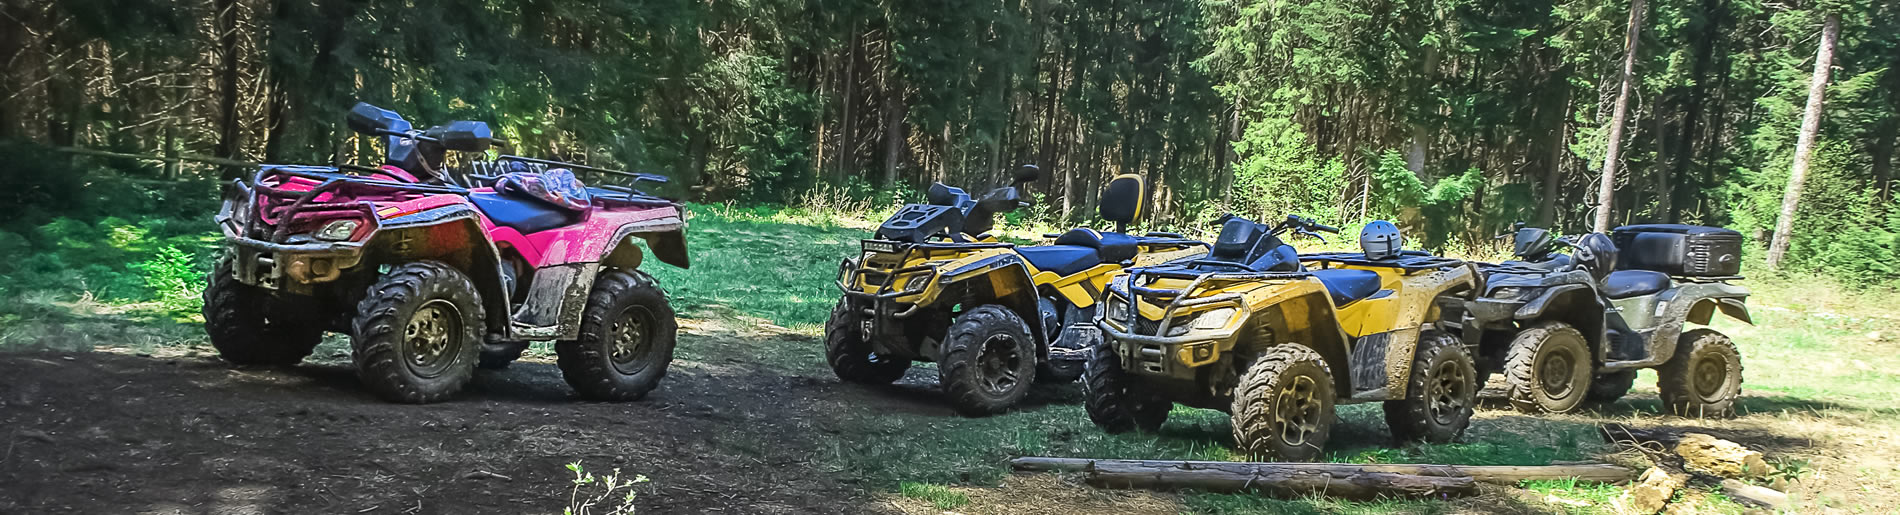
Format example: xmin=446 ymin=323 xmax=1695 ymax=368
xmin=0 ymin=348 xmax=896 ymax=514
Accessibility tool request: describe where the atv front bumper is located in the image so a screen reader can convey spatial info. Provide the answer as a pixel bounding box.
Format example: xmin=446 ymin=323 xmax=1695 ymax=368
xmin=1098 ymin=315 xmax=1242 ymax=380
xmin=221 ymin=232 xmax=364 ymax=292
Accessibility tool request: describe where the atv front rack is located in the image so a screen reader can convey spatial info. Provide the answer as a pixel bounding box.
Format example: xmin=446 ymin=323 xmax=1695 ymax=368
xmin=1108 ymin=265 xmax=1305 ymax=336
xmin=235 ymin=166 xmax=466 ymax=244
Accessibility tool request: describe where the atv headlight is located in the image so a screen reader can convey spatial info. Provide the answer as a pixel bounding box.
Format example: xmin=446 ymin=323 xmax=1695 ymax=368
xmin=315 ymin=219 xmax=363 ymax=241
xmin=903 ymin=273 xmax=933 ymax=293
xmin=1192 ymin=308 xmax=1237 ymax=330
xmin=1102 ymin=296 xmax=1129 ymax=325
xmin=1491 ymin=287 xmax=1525 ymax=299
xmin=1165 ymin=307 xmax=1237 ymax=337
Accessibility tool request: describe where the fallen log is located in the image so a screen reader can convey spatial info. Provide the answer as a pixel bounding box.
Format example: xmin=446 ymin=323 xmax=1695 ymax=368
xmin=1084 ymin=460 xmax=1477 ymax=499
xmin=1719 ymin=479 xmax=1790 ymax=510
xmin=1010 ymin=457 xmax=1634 ymax=485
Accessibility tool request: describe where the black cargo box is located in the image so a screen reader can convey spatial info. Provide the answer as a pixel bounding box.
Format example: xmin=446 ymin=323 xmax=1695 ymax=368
xmin=1611 ymin=224 xmax=1743 ymax=277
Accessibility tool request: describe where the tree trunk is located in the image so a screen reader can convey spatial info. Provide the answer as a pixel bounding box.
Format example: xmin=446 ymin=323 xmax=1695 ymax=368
xmin=1874 ymin=118 xmax=1895 ymax=203
xmin=0 ymin=0 xmax=28 ymax=140
xmin=1010 ymin=457 xmax=1634 ymax=485
xmin=1595 ymin=0 xmax=1645 ymax=233
xmin=882 ymin=87 xmax=904 ymax=190
xmin=1541 ymin=83 xmax=1572 ymax=227
xmin=1766 ymin=12 xmax=1840 ymax=269
xmin=1653 ymin=105 xmax=1671 ymax=221
xmin=839 ymin=21 xmax=860 ymax=183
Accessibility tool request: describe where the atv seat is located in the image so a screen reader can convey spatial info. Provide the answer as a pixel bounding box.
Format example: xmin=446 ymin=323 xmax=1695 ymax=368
xmin=1053 ymin=228 xmax=1139 ymax=263
xmin=1602 ymin=270 xmax=1670 ymax=299
xmin=469 ymin=192 xmax=578 ymax=234
xmin=1309 ymin=269 xmax=1382 ymax=306
xmin=1019 ymin=245 xmax=1101 ymax=276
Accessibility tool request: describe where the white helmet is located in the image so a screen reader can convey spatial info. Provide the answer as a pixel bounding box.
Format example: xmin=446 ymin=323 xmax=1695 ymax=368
xmin=1360 ymin=220 xmax=1404 ymax=260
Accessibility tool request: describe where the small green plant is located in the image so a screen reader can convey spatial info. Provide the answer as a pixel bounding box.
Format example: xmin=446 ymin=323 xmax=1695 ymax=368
xmin=564 ymin=462 xmax=648 ymax=515
xmin=898 ymin=481 xmax=970 ymax=510
xmin=1766 ymin=457 xmax=1811 ymax=484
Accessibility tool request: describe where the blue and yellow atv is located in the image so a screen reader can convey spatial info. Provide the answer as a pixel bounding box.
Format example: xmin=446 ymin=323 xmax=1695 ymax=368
xmin=829 ymin=167 xmax=1208 ymax=416
xmin=1088 ymin=216 xmax=1481 ymax=460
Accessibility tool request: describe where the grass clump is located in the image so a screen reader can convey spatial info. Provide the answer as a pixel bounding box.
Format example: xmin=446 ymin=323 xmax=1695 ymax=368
xmin=898 ymin=481 xmax=970 ymax=510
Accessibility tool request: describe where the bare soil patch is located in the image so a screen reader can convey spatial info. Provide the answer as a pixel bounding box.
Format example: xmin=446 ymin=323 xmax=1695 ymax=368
xmin=0 ymin=322 xmax=895 ymax=514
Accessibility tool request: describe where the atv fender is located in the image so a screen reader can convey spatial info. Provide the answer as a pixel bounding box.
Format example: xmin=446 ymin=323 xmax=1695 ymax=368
xmin=599 ymin=216 xmax=690 ymax=270
xmin=1687 ymin=298 xmax=1752 ymax=325
xmin=1238 ymin=289 xmax=1355 ymax=395
xmin=939 ymin=253 xmax=1049 ymax=356
xmin=1681 ymin=283 xmax=1753 ymax=325
xmin=363 ymin=209 xmax=511 ymax=335
xmin=1511 ymin=283 xmax=1608 ymax=361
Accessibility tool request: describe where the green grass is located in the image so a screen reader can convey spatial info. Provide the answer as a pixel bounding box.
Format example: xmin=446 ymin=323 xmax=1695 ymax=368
xmin=8 ymin=201 xmax=1900 ymax=512
xmin=898 ymin=481 xmax=971 ymax=510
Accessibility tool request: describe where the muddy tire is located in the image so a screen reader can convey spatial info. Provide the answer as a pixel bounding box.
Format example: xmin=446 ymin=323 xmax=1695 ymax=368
xmin=823 ymin=298 xmax=909 ymax=385
xmin=350 ymin=261 xmax=485 ymax=403
xmin=938 ymin=305 xmax=1037 ymax=417
xmin=1586 ymin=369 xmax=1638 ymax=405
xmin=1503 ymin=321 xmax=1593 ymax=414
xmin=1657 ymin=329 xmax=1743 ymax=418
xmin=1232 ymin=344 xmax=1336 ymax=462
xmin=557 ymin=270 xmax=678 ymax=401
xmin=1083 ymin=341 xmax=1169 ymax=433
xmin=202 ymin=257 xmax=324 ymax=366
xmin=1384 ymin=330 xmax=1476 ymax=443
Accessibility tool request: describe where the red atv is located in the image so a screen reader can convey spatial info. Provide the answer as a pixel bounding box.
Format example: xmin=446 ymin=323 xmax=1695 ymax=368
xmin=205 ymin=103 xmax=689 ymax=403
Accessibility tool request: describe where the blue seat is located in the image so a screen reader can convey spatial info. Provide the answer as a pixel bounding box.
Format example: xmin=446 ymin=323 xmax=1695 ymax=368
xmin=1603 ymin=270 xmax=1670 ymax=299
xmin=1018 ymin=245 xmax=1102 ymax=276
xmin=468 ymin=192 xmax=577 ymax=234
xmin=1053 ymin=228 xmax=1140 ymax=263
xmin=1308 ymin=269 xmax=1382 ymax=306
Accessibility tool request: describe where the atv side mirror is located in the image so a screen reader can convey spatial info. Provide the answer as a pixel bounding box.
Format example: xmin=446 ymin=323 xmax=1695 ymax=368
xmin=1012 ymin=164 xmax=1041 ymax=184
xmin=431 ymin=121 xmax=493 ymax=152
xmin=347 ymin=102 xmax=406 ymax=135
xmin=977 ymin=187 xmax=1023 ymax=212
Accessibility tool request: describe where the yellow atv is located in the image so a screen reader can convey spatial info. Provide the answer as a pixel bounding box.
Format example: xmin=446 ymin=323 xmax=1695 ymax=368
xmin=1088 ymin=216 xmax=1481 ymax=460
xmin=830 ymin=167 xmax=1208 ymax=416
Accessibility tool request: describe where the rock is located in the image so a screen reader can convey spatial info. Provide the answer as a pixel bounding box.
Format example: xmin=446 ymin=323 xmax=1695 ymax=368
xmin=1619 ymin=467 xmax=1687 ymax=515
xmin=1675 ymin=433 xmax=1770 ymax=479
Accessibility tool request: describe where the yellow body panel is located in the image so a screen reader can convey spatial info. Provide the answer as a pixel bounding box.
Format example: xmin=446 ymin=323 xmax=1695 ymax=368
xmin=844 ymin=239 xmax=1209 ymax=312
xmin=1100 ymin=257 xmax=1476 ymax=399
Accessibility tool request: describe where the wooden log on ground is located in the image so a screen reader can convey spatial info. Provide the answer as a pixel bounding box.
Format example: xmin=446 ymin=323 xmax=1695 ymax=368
xmin=1084 ymin=460 xmax=1478 ymax=499
xmin=1010 ymin=457 xmax=1634 ymax=485
xmin=1719 ymin=479 xmax=1790 ymax=510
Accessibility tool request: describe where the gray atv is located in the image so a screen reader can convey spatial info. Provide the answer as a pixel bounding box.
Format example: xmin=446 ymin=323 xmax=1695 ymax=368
xmin=1457 ymin=224 xmax=1752 ymax=417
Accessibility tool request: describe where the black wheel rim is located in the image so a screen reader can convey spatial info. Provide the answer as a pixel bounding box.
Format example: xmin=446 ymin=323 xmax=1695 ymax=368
xmin=1692 ymin=352 xmax=1727 ymax=400
xmin=977 ymin=334 xmax=1024 ymax=395
xmin=404 ymin=299 xmax=462 ymax=378
xmin=1537 ymin=346 xmax=1578 ymax=399
xmin=1272 ymin=371 xmax=1324 ymax=447
xmin=1429 ymin=360 xmax=1470 ymax=425
xmin=609 ymin=305 xmax=657 ymax=376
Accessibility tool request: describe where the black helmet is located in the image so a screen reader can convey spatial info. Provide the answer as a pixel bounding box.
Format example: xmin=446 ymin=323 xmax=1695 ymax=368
xmin=1360 ymin=220 xmax=1404 ymax=260
xmin=1570 ymin=233 xmax=1618 ymax=281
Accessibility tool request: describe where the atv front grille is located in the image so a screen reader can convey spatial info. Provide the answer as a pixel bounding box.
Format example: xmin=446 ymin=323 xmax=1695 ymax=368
xmin=1134 ymin=342 xmax=1167 ymax=373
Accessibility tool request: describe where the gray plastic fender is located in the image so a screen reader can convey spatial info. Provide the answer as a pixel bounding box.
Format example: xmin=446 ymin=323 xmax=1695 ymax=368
xmin=1514 ymin=283 xmax=1590 ymax=320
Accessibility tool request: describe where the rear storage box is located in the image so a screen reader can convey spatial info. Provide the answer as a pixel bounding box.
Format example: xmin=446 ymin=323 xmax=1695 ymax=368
xmin=1611 ymin=224 xmax=1743 ymax=276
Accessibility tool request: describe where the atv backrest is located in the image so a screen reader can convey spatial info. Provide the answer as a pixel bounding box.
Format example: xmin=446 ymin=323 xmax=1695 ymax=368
xmin=1099 ymin=175 xmax=1144 ymax=229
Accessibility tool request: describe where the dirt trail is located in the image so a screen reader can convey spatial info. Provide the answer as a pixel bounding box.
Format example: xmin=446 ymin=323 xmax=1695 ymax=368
xmin=0 ymin=332 xmax=896 ymax=514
